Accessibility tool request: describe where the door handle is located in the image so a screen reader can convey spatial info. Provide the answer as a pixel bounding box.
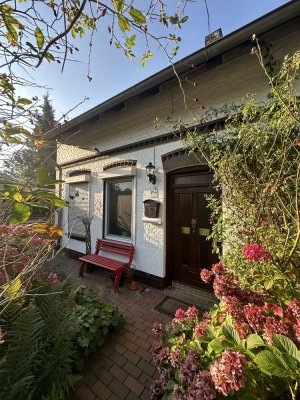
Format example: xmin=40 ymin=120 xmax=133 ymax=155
xmin=191 ymin=218 xmax=197 ymax=233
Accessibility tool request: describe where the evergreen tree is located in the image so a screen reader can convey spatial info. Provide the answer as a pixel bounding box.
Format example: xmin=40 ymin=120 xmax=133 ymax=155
xmin=3 ymin=94 xmax=56 ymax=182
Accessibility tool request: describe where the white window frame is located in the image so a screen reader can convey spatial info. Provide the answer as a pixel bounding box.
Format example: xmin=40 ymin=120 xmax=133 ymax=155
xmin=104 ymin=178 xmax=134 ymax=243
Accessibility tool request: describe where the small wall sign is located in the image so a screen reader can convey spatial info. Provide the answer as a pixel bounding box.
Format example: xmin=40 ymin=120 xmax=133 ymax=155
xmin=149 ymin=186 xmax=159 ymax=198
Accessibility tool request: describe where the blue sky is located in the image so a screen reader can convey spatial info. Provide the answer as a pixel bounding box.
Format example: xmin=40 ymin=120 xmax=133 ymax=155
xmin=23 ymin=0 xmax=290 ymax=121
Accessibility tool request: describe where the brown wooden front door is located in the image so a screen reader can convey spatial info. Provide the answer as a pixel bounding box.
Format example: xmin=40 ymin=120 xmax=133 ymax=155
xmin=167 ymin=167 xmax=218 ymax=288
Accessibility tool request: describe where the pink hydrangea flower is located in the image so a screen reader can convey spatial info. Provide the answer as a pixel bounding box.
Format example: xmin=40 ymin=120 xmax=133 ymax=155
xmin=169 ymin=348 xmax=182 ymax=367
xmin=200 ymin=269 xmax=213 ymax=284
xmin=286 ymin=299 xmax=300 ymax=321
xmin=234 ymin=322 xmax=251 ymax=340
xmin=263 ymin=302 xmax=283 ymax=318
xmin=186 ymin=306 xmax=198 ymax=318
xmin=179 ymin=350 xmax=201 ymax=384
xmin=211 ymin=262 xmax=226 ymax=275
xmin=243 ymin=244 xmax=271 ymax=262
xmin=150 ymin=369 xmax=170 ymax=400
xmin=152 ymin=322 xmax=163 ymax=336
xmin=210 ymin=350 xmax=246 ymax=396
xmin=263 ymin=317 xmax=291 ymax=344
xmin=12 ymin=262 xmax=25 ymax=274
xmin=244 ymin=304 xmax=267 ymax=332
xmin=294 ymin=320 xmax=300 ymax=342
xmin=186 ymin=371 xmax=216 ymax=400
xmin=48 ymin=272 xmax=60 ymax=286
xmin=222 ymin=296 xmax=244 ymax=323
xmin=151 ymin=342 xmax=170 ymax=366
xmin=213 ymin=275 xmax=239 ymax=300
xmin=175 ymin=308 xmax=186 ymax=319
xmin=171 ymin=384 xmax=186 ymax=400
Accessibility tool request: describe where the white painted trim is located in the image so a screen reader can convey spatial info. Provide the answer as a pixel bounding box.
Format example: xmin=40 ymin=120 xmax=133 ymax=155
xmin=142 ymin=217 xmax=162 ymax=225
xmin=99 ymin=166 xmax=136 ymax=179
xmin=66 ymin=174 xmax=90 ymax=183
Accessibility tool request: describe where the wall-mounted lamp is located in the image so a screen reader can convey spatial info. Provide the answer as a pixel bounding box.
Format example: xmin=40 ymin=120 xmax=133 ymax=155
xmin=145 ymin=162 xmax=156 ymax=185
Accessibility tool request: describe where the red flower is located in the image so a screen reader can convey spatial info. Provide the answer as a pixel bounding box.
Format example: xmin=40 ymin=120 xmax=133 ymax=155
xmin=152 ymin=322 xmax=163 ymax=336
xmin=210 ymin=350 xmax=247 ymax=396
xmin=243 ymin=244 xmax=271 ymax=262
xmin=294 ymin=320 xmax=300 ymax=342
xmin=200 ymin=269 xmax=213 ymax=284
xmin=264 ymin=302 xmax=283 ymax=318
xmin=175 ymin=308 xmax=186 ymax=319
xmin=286 ymin=299 xmax=300 ymax=321
xmin=263 ymin=317 xmax=290 ymax=344
xmin=211 ymin=262 xmax=226 ymax=275
xmin=222 ymin=296 xmax=244 ymax=323
xmin=186 ymin=305 xmax=198 ymax=318
xmin=194 ymin=320 xmax=209 ymax=338
xmin=244 ymin=304 xmax=267 ymax=332
xmin=235 ymin=322 xmax=251 ymax=340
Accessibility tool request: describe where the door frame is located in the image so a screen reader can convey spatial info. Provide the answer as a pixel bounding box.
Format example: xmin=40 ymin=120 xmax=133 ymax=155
xmin=165 ymin=165 xmax=212 ymax=287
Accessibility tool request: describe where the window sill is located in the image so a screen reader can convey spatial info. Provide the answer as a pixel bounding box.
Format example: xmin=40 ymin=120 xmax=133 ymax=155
xmin=69 ymin=235 xmax=86 ymax=242
xmin=104 ymin=234 xmax=133 ymax=244
xmin=142 ymin=217 xmax=162 ymax=225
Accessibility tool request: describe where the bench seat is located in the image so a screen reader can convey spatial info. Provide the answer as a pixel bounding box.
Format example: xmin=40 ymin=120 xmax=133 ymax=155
xmin=78 ymin=239 xmax=134 ymax=292
xmin=79 ymin=254 xmax=126 ymax=272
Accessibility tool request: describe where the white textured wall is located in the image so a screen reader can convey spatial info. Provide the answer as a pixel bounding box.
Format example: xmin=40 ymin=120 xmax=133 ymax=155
xmin=58 ymin=23 xmax=300 ymax=278
xmin=60 ymin=141 xmax=183 ymax=278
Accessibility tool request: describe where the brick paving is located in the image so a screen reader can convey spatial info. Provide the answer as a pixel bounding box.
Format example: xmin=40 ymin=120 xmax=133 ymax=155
xmin=66 ymin=266 xmax=170 ymax=400
xmin=49 ymin=253 xmax=215 ymax=400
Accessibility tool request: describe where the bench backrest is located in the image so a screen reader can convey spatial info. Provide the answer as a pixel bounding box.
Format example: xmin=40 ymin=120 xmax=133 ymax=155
xmin=95 ymin=239 xmax=134 ymax=265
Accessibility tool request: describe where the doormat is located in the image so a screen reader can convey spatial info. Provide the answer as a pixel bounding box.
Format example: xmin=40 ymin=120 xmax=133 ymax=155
xmin=154 ymin=296 xmax=207 ymax=318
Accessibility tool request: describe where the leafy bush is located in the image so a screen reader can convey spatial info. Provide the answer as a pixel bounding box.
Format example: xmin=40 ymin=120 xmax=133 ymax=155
xmin=151 ymin=264 xmax=300 ymax=399
xmin=184 ymin=49 xmax=300 ymax=303
xmin=67 ymin=284 xmax=123 ymax=370
xmin=0 ymin=282 xmax=122 ymax=399
xmin=151 ymin=49 xmax=300 ymax=399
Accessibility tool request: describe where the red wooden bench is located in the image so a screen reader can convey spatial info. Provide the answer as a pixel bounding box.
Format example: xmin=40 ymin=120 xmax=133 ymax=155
xmin=79 ymin=239 xmax=135 ymax=292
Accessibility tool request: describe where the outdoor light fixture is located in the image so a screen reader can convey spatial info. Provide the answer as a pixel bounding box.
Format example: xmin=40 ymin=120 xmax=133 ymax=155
xmin=145 ymin=162 xmax=156 ymax=184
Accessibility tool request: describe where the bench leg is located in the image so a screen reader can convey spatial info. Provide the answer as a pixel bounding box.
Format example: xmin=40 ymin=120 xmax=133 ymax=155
xmin=79 ymin=261 xmax=86 ymax=277
xmin=113 ymin=270 xmax=122 ymax=293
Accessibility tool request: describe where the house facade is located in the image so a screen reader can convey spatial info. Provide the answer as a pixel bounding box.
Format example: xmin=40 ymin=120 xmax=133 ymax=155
xmin=54 ymin=2 xmax=300 ymax=289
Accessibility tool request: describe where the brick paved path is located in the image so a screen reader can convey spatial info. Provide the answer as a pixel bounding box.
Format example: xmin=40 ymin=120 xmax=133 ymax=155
xmin=72 ymin=287 xmax=170 ymax=400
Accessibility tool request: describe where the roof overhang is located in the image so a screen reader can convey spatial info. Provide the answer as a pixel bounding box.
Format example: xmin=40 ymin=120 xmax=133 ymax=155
xmin=48 ymin=0 xmax=300 ymax=139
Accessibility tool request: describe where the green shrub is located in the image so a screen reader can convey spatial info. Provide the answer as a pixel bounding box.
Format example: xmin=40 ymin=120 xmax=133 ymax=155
xmin=0 ymin=282 xmax=122 ymax=399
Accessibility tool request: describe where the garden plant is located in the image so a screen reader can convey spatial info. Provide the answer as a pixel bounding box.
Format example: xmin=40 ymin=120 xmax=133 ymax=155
xmin=150 ymin=45 xmax=300 ymax=399
xmin=0 ymin=224 xmax=123 ymax=399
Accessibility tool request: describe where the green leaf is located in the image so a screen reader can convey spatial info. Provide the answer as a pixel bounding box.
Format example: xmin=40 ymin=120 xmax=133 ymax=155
xmin=129 ymin=7 xmax=145 ymax=24
xmin=36 ymin=166 xmax=49 ymax=186
xmin=254 ymin=350 xmax=292 ymax=378
xmin=118 ymin=15 xmax=130 ymax=32
xmin=45 ymin=52 xmax=55 ymax=62
xmin=246 ymin=334 xmax=265 ymax=350
xmin=264 ymin=279 xmax=274 ymax=290
xmin=180 ymin=16 xmax=189 ymax=23
xmin=26 ymin=41 xmax=38 ymax=52
xmin=12 ymin=192 xmax=23 ymax=202
xmin=208 ymin=338 xmax=226 ymax=352
xmin=272 ymin=334 xmax=300 ymax=362
xmin=35 ymin=26 xmax=44 ymax=50
xmin=18 ymin=97 xmax=32 ymax=106
xmin=112 ymin=0 xmax=125 ymax=12
xmin=222 ymin=325 xmax=240 ymax=345
xmin=125 ymin=34 xmax=136 ymax=49
xmin=10 ymin=202 xmax=31 ymax=224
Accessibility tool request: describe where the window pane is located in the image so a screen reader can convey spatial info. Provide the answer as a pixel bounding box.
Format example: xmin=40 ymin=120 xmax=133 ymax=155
xmin=107 ymin=180 xmax=132 ymax=238
xmin=68 ymin=182 xmax=89 ymax=238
